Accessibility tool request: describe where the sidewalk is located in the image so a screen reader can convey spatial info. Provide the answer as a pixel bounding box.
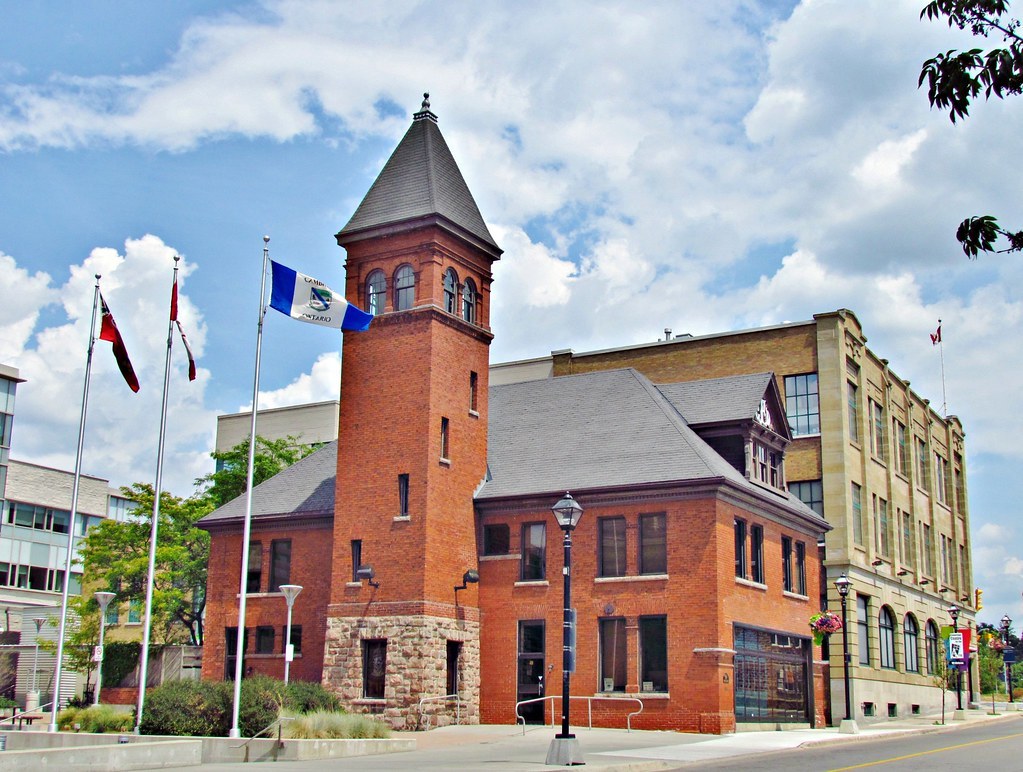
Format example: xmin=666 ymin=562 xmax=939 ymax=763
xmin=162 ymin=705 xmax=1023 ymax=771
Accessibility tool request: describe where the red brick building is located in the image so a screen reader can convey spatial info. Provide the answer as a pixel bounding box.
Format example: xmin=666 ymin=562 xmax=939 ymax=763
xmin=199 ymin=97 xmax=830 ymax=733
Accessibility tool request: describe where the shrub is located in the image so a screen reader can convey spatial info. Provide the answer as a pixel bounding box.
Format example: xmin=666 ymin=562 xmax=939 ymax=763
xmin=139 ymin=679 xmax=232 ymax=737
xmin=282 ymin=711 xmax=390 ymax=740
xmin=283 ymin=680 xmax=341 ymax=713
xmin=103 ymin=642 xmax=142 ymax=688
xmin=58 ymin=705 xmax=134 ymax=733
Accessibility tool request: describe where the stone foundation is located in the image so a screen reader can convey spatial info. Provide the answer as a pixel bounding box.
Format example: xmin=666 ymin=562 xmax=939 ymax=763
xmin=323 ymin=614 xmax=480 ymax=730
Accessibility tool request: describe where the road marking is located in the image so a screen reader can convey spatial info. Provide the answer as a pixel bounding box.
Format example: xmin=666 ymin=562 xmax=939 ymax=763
xmin=829 ymin=731 xmax=1023 ymax=770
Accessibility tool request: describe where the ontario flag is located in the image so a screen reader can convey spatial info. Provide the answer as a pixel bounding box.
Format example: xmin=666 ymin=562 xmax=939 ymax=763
xmin=99 ymin=295 xmax=140 ymax=393
xmin=269 ymin=260 xmax=373 ymax=331
xmin=170 ymin=274 xmax=197 ymax=381
xmin=930 ymin=322 xmax=942 ymax=346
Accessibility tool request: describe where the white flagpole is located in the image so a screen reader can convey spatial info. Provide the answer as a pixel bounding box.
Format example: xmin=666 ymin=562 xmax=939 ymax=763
xmin=48 ymin=275 xmax=102 ymax=733
xmin=229 ymin=236 xmax=270 ymax=738
xmin=133 ymin=256 xmax=180 ymax=733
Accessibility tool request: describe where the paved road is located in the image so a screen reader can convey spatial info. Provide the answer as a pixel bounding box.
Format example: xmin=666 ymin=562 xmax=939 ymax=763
xmin=673 ymin=713 xmax=1023 ymax=770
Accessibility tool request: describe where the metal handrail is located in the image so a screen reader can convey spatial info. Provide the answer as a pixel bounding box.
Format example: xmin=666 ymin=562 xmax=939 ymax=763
xmin=514 ymin=694 xmax=644 ymax=734
xmin=0 ymin=701 xmax=54 ymax=727
xmin=416 ymin=693 xmax=464 ymax=729
xmin=233 ymin=715 xmax=294 ymax=762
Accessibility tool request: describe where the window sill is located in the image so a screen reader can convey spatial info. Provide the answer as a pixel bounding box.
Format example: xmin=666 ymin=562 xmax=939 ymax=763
xmin=514 ymin=580 xmax=549 ymax=588
xmin=480 ymin=554 xmax=517 ymax=561
xmin=637 ymin=691 xmax=669 ymax=699
xmin=345 ymin=581 xmax=362 ymax=588
xmin=782 ymin=591 xmax=810 ymax=601
xmin=594 ymin=574 xmax=668 ymax=584
xmin=734 ymin=577 xmax=767 ymax=591
xmin=393 ymin=515 xmax=411 ymax=522
xmin=439 ymin=457 xmax=451 ymax=467
xmin=468 ymin=409 xmax=479 ymax=419
xmin=352 ymin=699 xmax=386 ymax=706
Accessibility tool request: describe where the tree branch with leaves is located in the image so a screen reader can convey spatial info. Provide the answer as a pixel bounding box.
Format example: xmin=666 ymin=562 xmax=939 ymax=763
xmin=919 ymin=0 xmax=1023 ymax=256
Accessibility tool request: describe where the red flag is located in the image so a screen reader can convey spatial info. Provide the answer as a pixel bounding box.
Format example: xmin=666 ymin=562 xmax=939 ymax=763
xmin=176 ymin=320 xmax=197 ymax=381
xmin=99 ymin=295 xmax=140 ymax=393
xmin=930 ymin=323 xmax=942 ymax=345
xmin=170 ymin=277 xmax=178 ymax=322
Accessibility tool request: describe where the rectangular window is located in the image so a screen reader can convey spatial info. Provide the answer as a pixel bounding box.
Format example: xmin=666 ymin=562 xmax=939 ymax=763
xmin=639 ymin=616 xmax=668 ymax=692
xmin=796 ymin=542 xmax=806 ymax=596
xmin=351 ymin=540 xmax=362 ymax=582
xmin=789 ymin=480 xmax=824 ymax=518
xmin=852 ymin=483 xmax=864 ymax=546
xmin=940 ymin=535 xmax=952 ymax=584
xmin=954 ymin=453 xmax=966 ymax=513
xmin=916 ymin=438 xmax=929 ymax=488
xmin=734 ymin=518 xmax=747 ymax=579
xmin=520 ymin=522 xmax=546 ymax=581
xmin=469 ymin=371 xmax=479 ymax=413
xmin=959 ymin=544 xmax=968 ymax=590
xmin=901 ymin=511 xmax=915 ymax=569
xmin=782 ymin=536 xmax=793 ymax=592
xmin=362 ymin=639 xmax=387 ymax=699
xmin=482 ymin=523 xmax=510 ymax=555
xmin=255 ymin=625 xmax=275 ymax=654
xmin=870 ymin=400 xmax=886 ymax=461
xmin=922 ymin=523 xmax=934 ymax=576
xmin=639 ymin=513 xmax=667 ymax=574
xmin=105 ymin=602 xmax=119 ymax=625
xmin=440 ymin=417 xmax=450 ymax=460
xmin=128 ymin=600 xmax=141 ymax=624
xmin=398 ymin=473 xmax=410 ymax=516
xmin=750 ymin=524 xmax=764 ymax=584
xmin=894 ymin=420 xmax=909 ymax=475
xmin=282 ymin=624 xmax=302 ymax=654
xmin=874 ymin=495 xmax=890 ymax=558
xmin=599 ymin=618 xmax=627 ymax=692
xmin=783 ymin=373 xmax=820 ymax=436
xmin=246 ymin=541 xmax=262 ymax=593
xmin=934 ymin=454 xmax=948 ymax=505
xmin=857 ymin=595 xmax=871 ymax=666
xmin=517 ymin=620 xmax=545 ymax=711
xmin=847 ymin=381 xmax=860 ymax=444
xmin=598 ymin=517 xmax=627 ymax=577
xmin=269 ymin=539 xmax=291 ymax=592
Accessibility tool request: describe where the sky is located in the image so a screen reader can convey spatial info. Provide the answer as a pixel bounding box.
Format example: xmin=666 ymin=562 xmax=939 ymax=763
xmin=0 ymin=0 xmax=1021 ymax=628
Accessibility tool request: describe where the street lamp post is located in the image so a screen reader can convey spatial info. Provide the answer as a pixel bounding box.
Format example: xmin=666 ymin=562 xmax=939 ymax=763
xmin=279 ymin=585 xmax=303 ymax=685
xmin=93 ymin=591 xmax=116 ymax=706
xmin=1001 ymin=614 xmax=1013 ymax=704
xmin=546 ymin=492 xmax=584 ymax=767
xmin=948 ymin=604 xmax=964 ymax=715
xmin=27 ymin=617 xmax=45 ymax=711
xmin=834 ymin=575 xmax=858 ymax=734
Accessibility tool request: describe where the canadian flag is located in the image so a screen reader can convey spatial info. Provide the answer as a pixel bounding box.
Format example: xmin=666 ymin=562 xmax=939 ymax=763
xmin=930 ymin=322 xmax=942 ymax=346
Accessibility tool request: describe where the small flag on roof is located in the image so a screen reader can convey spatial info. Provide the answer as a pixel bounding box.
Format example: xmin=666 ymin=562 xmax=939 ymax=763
xmin=269 ymin=260 xmax=372 ymax=331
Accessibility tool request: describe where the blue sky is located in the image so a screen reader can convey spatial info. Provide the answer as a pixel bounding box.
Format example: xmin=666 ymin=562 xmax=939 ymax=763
xmin=1 ymin=1 xmax=1022 ymax=628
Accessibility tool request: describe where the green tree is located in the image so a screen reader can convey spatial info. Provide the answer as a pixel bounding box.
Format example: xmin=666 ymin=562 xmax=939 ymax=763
xmin=79 ymin=484 xmax=212 ymax=646
xmin=39 ymin=597 xmax=100 ymax=699
xmin=919 ymin=1 xmax=1023 ymax=256
xmin=195 ymin=435 xmax=315 ymax=509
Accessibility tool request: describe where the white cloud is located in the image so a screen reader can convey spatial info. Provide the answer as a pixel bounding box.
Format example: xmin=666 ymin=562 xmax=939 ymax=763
xmin=0 ymin=252 xmax=57 ymax=361
xmin=251 ymin=351 xmax=341 ymax=410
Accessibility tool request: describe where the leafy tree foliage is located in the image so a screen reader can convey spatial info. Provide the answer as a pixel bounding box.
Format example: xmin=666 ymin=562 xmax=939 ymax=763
xmin=195 ymin=435 xmax=315 ymax=509
xmin=919 ymin=1 xmax=1023 ymax=256
xmin=79 ymin=484 xmax=212 ymax=646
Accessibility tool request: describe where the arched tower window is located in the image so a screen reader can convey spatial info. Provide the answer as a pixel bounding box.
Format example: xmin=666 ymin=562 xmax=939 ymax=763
xmin=443 ymin=268 xmax=458 ymax=314
xmin=879 ymin=606 xmax=896 ymax=669
xmin=461 ymin=278 xmax=477 ymax=323
xmin=366 ymin=270 xmax=386 ymax=316
xmin=903 ymin=614 xmax=919 ymax=672
xmin=925 ymin=620 xmax=940 ymax=674
xmin=394 ymin=264 xmax=415 ymax=311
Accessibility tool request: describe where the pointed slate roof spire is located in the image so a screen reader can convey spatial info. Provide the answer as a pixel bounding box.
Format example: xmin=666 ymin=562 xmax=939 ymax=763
xmin=337 ymin=93 xmax=501 ymax=257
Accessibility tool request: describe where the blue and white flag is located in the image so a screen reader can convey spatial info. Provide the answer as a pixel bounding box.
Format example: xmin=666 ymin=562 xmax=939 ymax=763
xmin=269 ymin=260 xmax=372 ymax=331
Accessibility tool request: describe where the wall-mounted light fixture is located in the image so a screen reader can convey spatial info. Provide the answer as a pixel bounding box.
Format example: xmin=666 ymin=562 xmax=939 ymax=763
xmin=454 ymin=569 xmax=480 ymax=594
xmin=871 ymin=559 xmax=883 ymax=567
xmin=356 ymin=565 xmax=380 ymax=588
xmin=897 ymin=570 xmax=910 ymax=576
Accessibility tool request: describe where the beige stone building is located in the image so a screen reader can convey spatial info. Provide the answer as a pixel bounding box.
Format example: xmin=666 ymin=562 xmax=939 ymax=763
xmin=492 ymin=308 xmax=974 ymax=723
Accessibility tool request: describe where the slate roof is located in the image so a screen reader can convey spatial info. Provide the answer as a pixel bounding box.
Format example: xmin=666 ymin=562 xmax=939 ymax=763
xmin=197 ymin=441 xmax=337 ymax=526
xmin=479 ymin=368 xmax=825 ymax=528
xmin=337 ymin=97 xmax=499 ymax=253
xmin=655 ymin=373 xmax=775 ymax=427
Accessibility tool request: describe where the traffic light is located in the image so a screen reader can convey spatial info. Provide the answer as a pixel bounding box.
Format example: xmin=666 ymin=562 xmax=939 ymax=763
xmin=975 ymin=588 xmax=983 ymax=610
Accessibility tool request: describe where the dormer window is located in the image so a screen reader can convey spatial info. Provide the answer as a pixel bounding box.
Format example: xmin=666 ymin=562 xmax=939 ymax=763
xmin=751 ymin=439 xmax=784 ymax=490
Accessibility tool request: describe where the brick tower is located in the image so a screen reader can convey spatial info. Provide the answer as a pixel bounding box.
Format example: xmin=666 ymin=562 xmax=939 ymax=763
xmin=323 ymin=95 xmax=501 ymax=728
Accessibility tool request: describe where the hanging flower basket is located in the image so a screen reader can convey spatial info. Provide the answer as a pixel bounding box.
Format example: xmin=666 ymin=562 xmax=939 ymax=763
xmin=809 ymin=610 xmax=842 ymax=645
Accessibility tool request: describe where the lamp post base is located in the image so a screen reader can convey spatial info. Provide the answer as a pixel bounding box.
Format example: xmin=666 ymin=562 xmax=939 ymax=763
xmin=952 ymin=709 xmax=967 ymax=721
xmin=546 ymin=735 xmax=585 ymax=766
xmin=838 ymin=719 xmax=860 ymax=734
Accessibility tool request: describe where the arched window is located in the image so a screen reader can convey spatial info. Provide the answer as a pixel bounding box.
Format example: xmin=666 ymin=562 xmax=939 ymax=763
xmin=879 ymin=606 xmax=896 ymax=669
xmin=366 ymin=270 xmax=386 ymax=316
xmin=443 ymin=268 xmax=458 ymax=314
xmin=394 ymin=265 xmax=415 ymax=311
xmin=926 ymin=620 xmax=940 ymax=674
xmin=461 ymin=278 xmax=477 ymax=323
xmin=904 ymin=614 xmax=919 ymax=672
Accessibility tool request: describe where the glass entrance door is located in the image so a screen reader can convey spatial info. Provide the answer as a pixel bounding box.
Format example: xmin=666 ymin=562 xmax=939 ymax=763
xmin=517 ymin=620 xmax=545 ymax=724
